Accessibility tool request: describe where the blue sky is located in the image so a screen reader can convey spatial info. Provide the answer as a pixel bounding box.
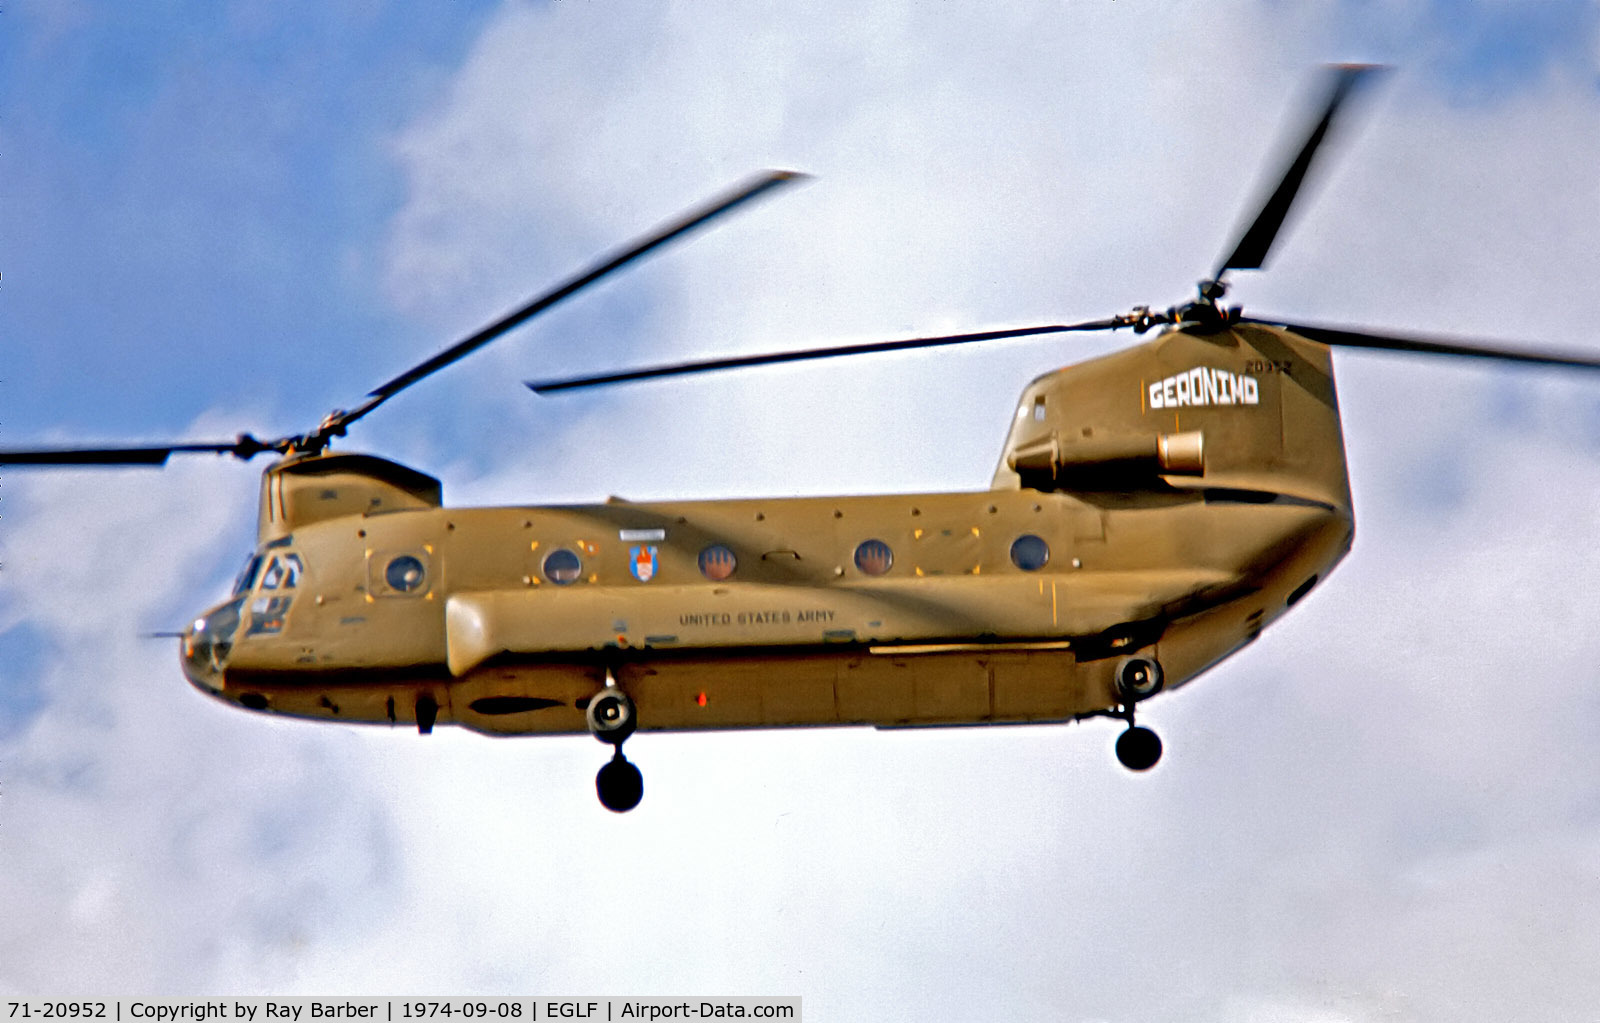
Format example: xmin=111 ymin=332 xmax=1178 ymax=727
xmin=2 ymin=3 xmax=497 ymax=437
xmin=5 ymin=2 xmax=1600 ymax=1018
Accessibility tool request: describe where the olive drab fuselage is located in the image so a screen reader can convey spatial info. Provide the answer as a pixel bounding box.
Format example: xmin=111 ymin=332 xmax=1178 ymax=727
xmin=181 ymin=323 xmax=1355 ymax=737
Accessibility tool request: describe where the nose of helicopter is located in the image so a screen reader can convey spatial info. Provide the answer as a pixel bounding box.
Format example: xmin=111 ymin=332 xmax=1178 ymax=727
xmin=180 ymin=596 xmax=245 ymax=696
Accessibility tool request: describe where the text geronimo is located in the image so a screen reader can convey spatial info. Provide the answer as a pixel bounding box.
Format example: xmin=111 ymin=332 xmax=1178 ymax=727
xmin=1147 ymin=367 xmax=1259 ymax=410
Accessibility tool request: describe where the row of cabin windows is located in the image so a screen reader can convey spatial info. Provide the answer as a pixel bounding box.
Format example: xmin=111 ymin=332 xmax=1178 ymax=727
xmin=257 ymin=535 xmax=1053 ymax=607
xmin=237 ymin=533 xmax=1067 ymax=630
xmin=511 ymin=534 xmax=1054 ymax=588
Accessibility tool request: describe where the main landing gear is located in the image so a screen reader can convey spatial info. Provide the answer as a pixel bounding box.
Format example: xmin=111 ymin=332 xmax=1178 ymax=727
xmin=1111 ymin=655 xmax=1164 ymax=772
xmin=1115 ymin=724 xmax=1163 ymax=772
xmin=586 ymin=672 xmax=642 ymax=813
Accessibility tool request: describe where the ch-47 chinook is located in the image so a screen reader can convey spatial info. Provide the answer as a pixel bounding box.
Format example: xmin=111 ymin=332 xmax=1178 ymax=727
xmin=10 ymin=66 xmax=1600 ymax=811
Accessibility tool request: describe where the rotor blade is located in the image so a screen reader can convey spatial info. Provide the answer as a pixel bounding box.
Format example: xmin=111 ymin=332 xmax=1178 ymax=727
xmin=335 ymin=170 xmax=808 ymax=432
xmin=527 ymin=319 xmax=1131 ymax=394
xmin=1246 ymin=317 xmax=1600 ymax=371
xmin=1215 ymin=64 xmax=1383 ymax=279
xmin=0 ymin=436 xmax=273 ymax=468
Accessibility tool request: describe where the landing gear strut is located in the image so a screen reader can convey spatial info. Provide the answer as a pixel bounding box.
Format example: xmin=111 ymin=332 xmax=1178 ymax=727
xmin=586 ymin=671 xmax=642 ymax=812
xmin=1111 ymin=655 xmax=1163 ymax=772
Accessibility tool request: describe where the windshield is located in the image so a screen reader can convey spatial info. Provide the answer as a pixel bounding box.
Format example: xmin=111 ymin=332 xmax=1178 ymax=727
xmin=232 ymin=554 xmax=263 ymax=596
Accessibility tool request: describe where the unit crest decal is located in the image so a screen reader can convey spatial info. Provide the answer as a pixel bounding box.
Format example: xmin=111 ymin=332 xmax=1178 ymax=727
xmin=629 ymin=545 xmax=659 ymax=582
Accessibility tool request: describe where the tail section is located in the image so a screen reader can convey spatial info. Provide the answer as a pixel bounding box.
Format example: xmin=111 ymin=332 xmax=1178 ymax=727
xmin=992 ymin=323 xmax=1353 ymax=515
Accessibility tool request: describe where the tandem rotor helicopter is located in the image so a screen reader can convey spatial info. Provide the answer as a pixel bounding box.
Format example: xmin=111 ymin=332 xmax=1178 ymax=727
xmin=10 ymin=66 xmax=1600 ymax=811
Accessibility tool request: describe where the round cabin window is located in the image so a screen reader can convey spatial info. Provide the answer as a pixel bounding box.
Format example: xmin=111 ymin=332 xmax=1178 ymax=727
xmin=386 ymin=555 xmax=426 ymax=593
xmin=1010 ymin=534 xmax=1050 ymax=571
xmin=698 ymin=544 xmax=738 ymax=581
xmin=543 ymin=548 xmax=583 ymax=585
xmin=854 ymin=539 xmax=894 ymax=576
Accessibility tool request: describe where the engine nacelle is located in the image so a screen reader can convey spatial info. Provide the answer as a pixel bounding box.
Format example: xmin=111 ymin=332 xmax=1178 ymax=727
xmin=1007 ymin=430 xmax=1204 ymax=489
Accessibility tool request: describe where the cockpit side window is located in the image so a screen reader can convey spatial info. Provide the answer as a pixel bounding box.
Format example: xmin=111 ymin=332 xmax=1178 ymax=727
xmin=260 ymin=553 xmax=305 ymax=591
xmin=244 ymin=552 xmax=304 ymax=634
xmin=248 ymin=596 xmax=293 ymax=635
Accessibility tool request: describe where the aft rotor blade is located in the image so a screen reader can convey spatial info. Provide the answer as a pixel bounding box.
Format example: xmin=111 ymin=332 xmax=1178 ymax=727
xmin=527 ymin=319 xmax=1131 ymax=394
xmin=0 ymin=439 xmax=265 ymax=468
xmin=338 ymin=170 xmax=807 ymax=431
xmin=1215 ymin=64 xmax=1383 ymax=278
xmin=1248 ymin=317 xmax=1600 ymax=371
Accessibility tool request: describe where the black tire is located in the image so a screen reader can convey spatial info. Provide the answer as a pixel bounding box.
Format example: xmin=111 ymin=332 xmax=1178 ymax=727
xmin=1114 ymin=656 xmax=1165 ymax=703
xmin=1115 ymin=726 xmax=1163 ymax=772
xmin=596 ymin=756 xmax=644 ymax=813
xmin=586 ymin=688 xmax=637 ymax=745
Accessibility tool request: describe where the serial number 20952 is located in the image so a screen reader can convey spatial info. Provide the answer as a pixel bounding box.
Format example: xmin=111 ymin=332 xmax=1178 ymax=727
xmin=1244 ymin=359 xmax=1293 ymax=375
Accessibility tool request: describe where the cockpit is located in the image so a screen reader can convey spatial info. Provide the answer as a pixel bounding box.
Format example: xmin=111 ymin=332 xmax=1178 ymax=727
xmin=181 ymin=545 xmax=306 ymax=695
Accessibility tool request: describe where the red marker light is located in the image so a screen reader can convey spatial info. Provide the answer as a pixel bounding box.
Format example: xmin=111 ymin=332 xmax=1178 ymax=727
xmin=696 ymin=691 xmax=708 ymax=707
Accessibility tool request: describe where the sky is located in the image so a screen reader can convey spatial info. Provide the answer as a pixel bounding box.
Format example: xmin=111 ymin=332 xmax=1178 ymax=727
xmin=4 ymin=1 xmax=1600 ymax=1018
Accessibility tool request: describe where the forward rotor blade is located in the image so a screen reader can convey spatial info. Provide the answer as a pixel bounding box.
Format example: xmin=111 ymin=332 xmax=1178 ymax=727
xmin=1215 ymin=64 xmax=1383 ymax=279
xmin=337 ymin=170 xmax=807 ymax=432
xmin=527 ymin=319 xmax=1131 ymax=394
xmin=1246 ymin=316 xmax=1600 ymax=371
xmin=0 ymin=440 xmax=262 ymax=468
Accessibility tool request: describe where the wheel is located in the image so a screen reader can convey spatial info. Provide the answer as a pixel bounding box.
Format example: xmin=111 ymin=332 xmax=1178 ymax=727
xmin=1114 ymin=656 xmax=1164 ymax=703
xmin=596 ymin=755 xmax=643 ymax=812
xmin=1115 ymin=725 xmax=1163 ymax=772
xmin=586 ymin=688 xmax=637 ymax=745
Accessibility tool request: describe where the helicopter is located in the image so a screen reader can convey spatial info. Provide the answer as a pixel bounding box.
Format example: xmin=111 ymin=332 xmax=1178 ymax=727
xmin=9 ymin=65 xmax=1600 ymax=813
